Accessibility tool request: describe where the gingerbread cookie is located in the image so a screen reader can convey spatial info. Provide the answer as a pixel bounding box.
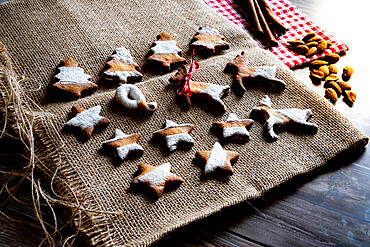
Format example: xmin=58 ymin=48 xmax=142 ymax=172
xmin=170 ymin=65 xmax=230 ymax=111
xmin=190 ymin=24 xmax=230 ymax=54
xmin=213 ymin=113 xmax=254 ymax=142
xmin=64 ymin=105 xmax=110 ymax=139
xmin=132 ymin=162 xmax=184 ymax=197
xmin=250 ymin=95 xmax=318 ymax=141
xmin=147 ymin=32 xmax=186 ymax=71
xmin=153 ymin=120 xmax=194 ymax=152
xmin=225 ymin=52 xmax=286 ymax=94
xmin=103 ymin=129 xmax=143 ymax=160
xmin=115 ymin=84 xmax=157 ymax=113
xmin=196 ymin=142 xmax=239 ymax=175
xmin=53 ymin=57 xmax=97 ymax=98
xmin=103 ymin=47 xmax=143 ymax=84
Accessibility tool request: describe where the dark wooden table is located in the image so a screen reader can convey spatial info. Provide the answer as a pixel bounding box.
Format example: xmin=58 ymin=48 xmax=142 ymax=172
xmin=1 ymin=0 xmax=369 ymax=246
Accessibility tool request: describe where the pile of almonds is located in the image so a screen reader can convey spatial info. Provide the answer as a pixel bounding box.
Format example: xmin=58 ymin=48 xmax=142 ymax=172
xmin=309 ymin=56 xmax=355 ymax=106
xmin=287 ymin=32 xmax=332 ymax=57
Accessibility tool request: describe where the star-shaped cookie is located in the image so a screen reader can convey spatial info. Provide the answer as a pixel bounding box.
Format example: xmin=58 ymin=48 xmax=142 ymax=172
xmin=250 ymin=95 xmax=318 ymax=141
xmin=190 ymin=24 xmax=230 ymax=54
xmin=153 ymin=120 xmax=194 ymax=152
xmin=170 ymin=65 xmax=230 ymax=111
xmin=132 ymin=162 xmax=184 ymax=197
xmin=196 ymin=142 xmax=239 ymax=175
xmin=225 ymin=52 xmax=286 ymax=94
xmin=64 ymin=105 xmax=110 ymax=139
xmin=103 ymin=47 xmax=143 ymax=84
xmin=103 ymin=129 xmax=143 ymax=160
xmin=53 ymin=57 xmax=98 ymax=98
xmin=213 ymin=113 xmax=254 ymax=142
xmin=147 ymin=32 xmax=186 ymax=71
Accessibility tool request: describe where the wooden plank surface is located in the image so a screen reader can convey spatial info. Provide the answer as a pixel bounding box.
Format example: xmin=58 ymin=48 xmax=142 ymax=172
xmin=1 ymin=0 xmax=369 ymax=246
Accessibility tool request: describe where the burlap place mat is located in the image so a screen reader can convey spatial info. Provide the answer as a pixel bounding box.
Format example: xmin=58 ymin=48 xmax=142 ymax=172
xmin=0 ymin=0 xmax=368 ymax=246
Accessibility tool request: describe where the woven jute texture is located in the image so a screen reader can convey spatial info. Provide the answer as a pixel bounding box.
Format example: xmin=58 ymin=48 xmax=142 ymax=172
xmin=0 ymin=0 xmax=368 ymax=246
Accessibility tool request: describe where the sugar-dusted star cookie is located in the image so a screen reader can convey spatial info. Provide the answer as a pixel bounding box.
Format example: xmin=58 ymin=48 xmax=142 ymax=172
xmin=53 ymin=57 xmax=97 ymax=98
xmin=225 ymin=52 xmax=286 ymax=94
xmin=103 ymin=129 xmax=143 ymax=160
xmin=170 ymin=65 xmax=230 ymax=111
xmin=64 ymin=105 xmax=110 ymax=139
xmin=153 ymin=120 xmax=194 ymax=152
xmin=147 ymin=32 xmax=187 ymax=71
xmin=132 ymin=162 xmax=184 ymax=197
xmin=213 ymin=113 xmax=254 ymax=142
xmin=196 ymin=142 xmax=239 ymax=175
xmin=103 ymin=47 xmax=143 ymax=84
xmin=190 ymin=24 xmax=230 ymax=54
xmin=250 ymin=95 xmax=318 ymax=141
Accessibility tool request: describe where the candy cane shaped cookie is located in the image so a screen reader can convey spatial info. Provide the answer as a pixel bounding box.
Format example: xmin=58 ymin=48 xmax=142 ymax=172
xmin=115 ymin=84 xmax=157 ymax=113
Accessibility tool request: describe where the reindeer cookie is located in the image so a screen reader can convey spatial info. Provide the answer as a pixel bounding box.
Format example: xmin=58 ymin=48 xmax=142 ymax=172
xmin=115 ymin=84 xmax=157 ymax=113
xmin=170 ymin=65 xmax=230 ymax=111
xmin=226 ymin=52 xmax=286 ymax=94
xmin=103 ymin=47 xmax=143 ymax=84
xmin=53 ymin=57 xmax=97 ymax=98
xmin=250 ymin=95 xmax=318 ymax=141
xmin=190 ymin=24 xmax=230 ymax=54
xmin=147 ymin=32 xmax=186 ymax=71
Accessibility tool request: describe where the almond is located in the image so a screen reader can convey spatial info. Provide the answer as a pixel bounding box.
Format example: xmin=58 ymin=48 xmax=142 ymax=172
xmin=306 ymin=47 xmax=317 ymax=57
xmin=295 ymin=45 xmax=309 ymax=54
xmin=319 ymin=65 xmax=330 ymax=76
xmin=328 ymin=64 xmax=338 ymax=74
xmin=325 ymin=53 xmax=340 ymax=63
xmin=317 ymin=41 xmax=328 ymax=53
xmin=302 ymin=32 xmax=316 ymax=42
xmin=325 ymin=74 xmax=339 ymax=82
xmin=343 ymin=90 xmax=356 ymax=105
xmin=342 ymin=66 xmax=353 ymax=80
xmin=327 ymin=81 xmax=342 ymax=95
xmin=325 ymin=88 xmax=338 ymax=103
xmin=337 ymin=80 xmax=351 ymax=91
xmin=306 ymin=37 xmax=322 ymax=43
xmin=311 ymin=60 xmax=329 ymax=66
xmin=305 ymin=41 xmax=319 ymax=47
xmin=288 ymin=40 xmax=305 ymax=46
xmin=310 ymin=69 xmax=325 ymax=79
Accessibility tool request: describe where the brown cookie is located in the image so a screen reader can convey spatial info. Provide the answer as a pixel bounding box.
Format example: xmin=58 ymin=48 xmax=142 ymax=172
xmin=64 ymin=105 xmax=110 ymax=139
xmin=53 ymin=57 xmax=97 ymax=98
xmin=103 ymin=129 xmax=143 ymax=160
xmin=103 ymin=47 xmax=143 ymax=84
xmin=147 ymin=32 xmax=186 ymax=71
xmin=196 ymin=142 xmax=239 ymax=175
xmin=212 ymin=113 xmax=254 ymax=142
xmin=225 ymin=52 xmax=286 ymax=94
xmin=131 ymin=162 xmax=184 ymax=197
xmin=190 ymin=24 xmax=230 ymax=54
xmin=250 ymin=95 xmax=318 ymax=141
xmin=170 ymin=65 xmax=230 ymax=111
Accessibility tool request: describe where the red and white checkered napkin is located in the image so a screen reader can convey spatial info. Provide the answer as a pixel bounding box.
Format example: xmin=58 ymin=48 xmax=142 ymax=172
xmin=202 ymin=0 xmax=348 ymax=68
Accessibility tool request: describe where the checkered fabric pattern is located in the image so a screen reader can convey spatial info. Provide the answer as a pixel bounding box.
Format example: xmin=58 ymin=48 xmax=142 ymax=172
xmin=203 ymin=0 xmax=348 ymax=68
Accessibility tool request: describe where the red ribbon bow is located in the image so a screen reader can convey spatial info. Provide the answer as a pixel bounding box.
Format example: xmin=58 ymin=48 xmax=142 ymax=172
xmin=177 ymin=49 xmax=199 ymax=97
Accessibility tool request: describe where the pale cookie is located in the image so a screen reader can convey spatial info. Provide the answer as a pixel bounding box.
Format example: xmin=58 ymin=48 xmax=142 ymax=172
xmin=226 ymin=52 xmax=286 ymax=94
xmin=132 ymin=162 xmax=184 ymax=197
xmin=103 ymin=129 xmax=143 ymax=160
xmin=147 ymin=32 xmax=186 ymax=71
xmin=64 ymin=105 xmax=110 ymax=139
xmin=196 ymin=142 xmax=239 ymax=175
xmin=53 ymin=57 xmax=97 ymax=98
xmin=190 ymin=24 xmax=230 ymax=54
xmin=170 ymin=65 xmax=230 ymax=111
xmin=115 ymin=84 xmax=157 ymax=113
xmin=250 ymin=95 xmax=318 ymax=141
xmin=153 ymin=120 xmax=194 ymax=152
xmin=103 ymin=47 xmax=143 ymax=84
xmin=213 ymin=113 xmax=254 ymax=142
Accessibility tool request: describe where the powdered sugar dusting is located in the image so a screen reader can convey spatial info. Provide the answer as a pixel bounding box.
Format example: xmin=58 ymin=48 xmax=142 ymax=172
xmin=223 ymin=127 xmax=249 ymax=138
xmin=197 ymin=25 xmax=220 ymax=36
xmin=111 ymin=47 xmax=138 ymax=65
xmin=227 ymin=113 xmax=239 ymax=121
xmin=135 ymin=163 xmax=172 ymax=187
xmin=205 ymin=142 xmax=227 ymax=174
xmin=104 ymin=70 xmax=142 ymax=81
xmin=116 ymin=143 xmax=143 ymax=160
xmin=259 ymin=95 xmax=272 ymax=108
xmin=103 ymin=129 xmax=131 ymax=143
xmin=191 ymin=40 xmax=228 ymax=49
xmin=250 ymin=65 xmax=286 ymax=86
xmin=165 ymin=133 xmax=194 ymax=151
xmin=55 ymin=67 xmax=92 ymax=85
xmin=202 ymin=84 xmax=230 ymax=110
xmin=151 ymin=41 xmax=181 ymax=54
xmin=65 ymin=105 xmax=104 ymax=130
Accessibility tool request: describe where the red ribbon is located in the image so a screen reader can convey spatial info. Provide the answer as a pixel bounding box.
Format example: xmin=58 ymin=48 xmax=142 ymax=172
xmin=177 ymin=49 xmax=199 ymax=97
